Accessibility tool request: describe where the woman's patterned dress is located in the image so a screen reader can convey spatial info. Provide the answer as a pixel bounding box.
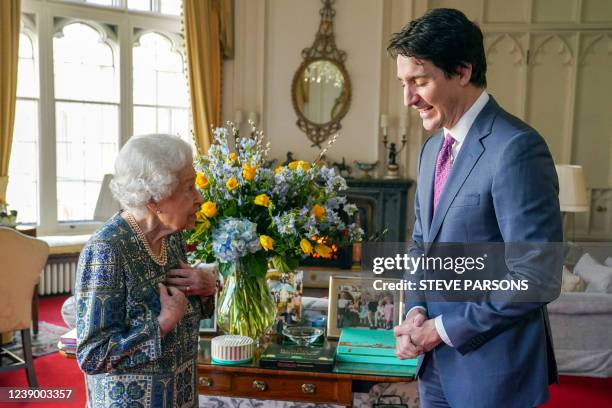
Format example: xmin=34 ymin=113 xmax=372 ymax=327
xmin=76 ymin=213 xmax=202 ymax=408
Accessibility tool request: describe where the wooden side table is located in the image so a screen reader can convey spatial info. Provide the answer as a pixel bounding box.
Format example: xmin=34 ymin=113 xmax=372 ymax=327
xmin=197 ymin=337 xmax=414 ymax=407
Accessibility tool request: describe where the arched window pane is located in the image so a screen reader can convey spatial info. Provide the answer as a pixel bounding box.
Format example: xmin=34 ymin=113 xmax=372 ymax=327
xmin=8 ymin=32 xmax=39 ymax=225
xmin=54 ymin=23 xmax=118 ymax=103
xmin=17 ymin=33 xmax=37 ymax=99
xmin=133 ymin=32 xmax=188 ymax=107
xmin=54 ymin=22 xmax=119 ymax=222
xmin=133 ymin=31 xmax=191 ymax=145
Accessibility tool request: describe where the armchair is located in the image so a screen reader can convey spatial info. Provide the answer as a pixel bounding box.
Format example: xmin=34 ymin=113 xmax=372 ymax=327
xmin=0 ymin=227 xmax=49 ymax=386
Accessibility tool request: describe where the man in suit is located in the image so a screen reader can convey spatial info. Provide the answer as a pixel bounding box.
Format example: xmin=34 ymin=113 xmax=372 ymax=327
xmin=389 ymin=8 xmax=563 ymax=408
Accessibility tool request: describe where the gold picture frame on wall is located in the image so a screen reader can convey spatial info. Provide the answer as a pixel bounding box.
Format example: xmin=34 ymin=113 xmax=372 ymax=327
xmin=327 ymin=276 xmax=404 ymax=339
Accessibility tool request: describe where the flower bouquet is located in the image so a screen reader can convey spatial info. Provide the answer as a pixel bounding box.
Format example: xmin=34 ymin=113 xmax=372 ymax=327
xmin=186 ymin=123 xmax=362 ymax=340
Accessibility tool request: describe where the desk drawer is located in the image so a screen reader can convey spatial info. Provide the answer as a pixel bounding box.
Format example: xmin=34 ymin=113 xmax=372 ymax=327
xmin=197 ymin=372 xmax=231 ymax=392
xmin=233 ymin=374 xmax=342 ymax=401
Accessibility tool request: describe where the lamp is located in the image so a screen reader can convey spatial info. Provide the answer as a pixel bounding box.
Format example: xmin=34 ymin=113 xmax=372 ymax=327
xmin=94 ymin=174 xmax=121 ymax=222
xmin=555 ymin=165 xmax=589 ymax=239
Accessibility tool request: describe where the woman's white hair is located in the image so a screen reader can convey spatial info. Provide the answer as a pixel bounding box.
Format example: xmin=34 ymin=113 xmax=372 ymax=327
xmin=110 ymin=134 xmax=193 ymax=217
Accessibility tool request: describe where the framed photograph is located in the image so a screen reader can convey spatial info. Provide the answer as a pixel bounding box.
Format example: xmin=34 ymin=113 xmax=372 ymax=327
xmin=327 ymin=276 xmax=404 ymax=338
xmin=266 ymin=269 xmax=304 ymax=325
xmin=199 ymin=294 xmax=217 ymax=334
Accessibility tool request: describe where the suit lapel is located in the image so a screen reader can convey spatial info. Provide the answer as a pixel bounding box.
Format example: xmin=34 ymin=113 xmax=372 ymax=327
xmin=427 ymin=98 xmax=498 ymax=242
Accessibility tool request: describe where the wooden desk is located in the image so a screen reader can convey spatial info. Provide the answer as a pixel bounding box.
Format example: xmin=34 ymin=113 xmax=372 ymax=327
xmin=197 ymin=337 xmax=414 ymax=407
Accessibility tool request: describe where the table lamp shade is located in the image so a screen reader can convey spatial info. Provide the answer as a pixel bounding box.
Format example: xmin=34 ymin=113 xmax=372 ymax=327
xmin=555 ymin=165 xmax=589 ymax=212
xmin=94 ymin=174 xmax=121 ymax=222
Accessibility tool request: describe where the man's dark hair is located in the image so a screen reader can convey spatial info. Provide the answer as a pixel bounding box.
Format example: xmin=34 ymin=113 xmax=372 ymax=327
xmin=388 ymin=8 xmax=487 ymax=87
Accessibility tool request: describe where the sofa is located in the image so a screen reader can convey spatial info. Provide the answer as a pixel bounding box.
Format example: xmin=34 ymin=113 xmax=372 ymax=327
xmin=546 ymin=246 xmax=612 ymax=378
xmin=547 ymin=292 xmax=612 ymax=377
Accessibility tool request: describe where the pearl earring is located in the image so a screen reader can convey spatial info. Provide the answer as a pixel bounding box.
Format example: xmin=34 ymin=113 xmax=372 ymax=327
xmin=156 ymin=210 xmax=162 ymax=214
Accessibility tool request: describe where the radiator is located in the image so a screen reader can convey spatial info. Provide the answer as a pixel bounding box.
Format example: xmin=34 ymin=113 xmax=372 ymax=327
xmin=38 ymin=255 xmax=78 ymax=296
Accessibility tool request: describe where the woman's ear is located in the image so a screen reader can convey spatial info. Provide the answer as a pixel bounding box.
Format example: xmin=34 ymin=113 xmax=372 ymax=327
xmin=146 ymin=200 xmax=162 ymax=215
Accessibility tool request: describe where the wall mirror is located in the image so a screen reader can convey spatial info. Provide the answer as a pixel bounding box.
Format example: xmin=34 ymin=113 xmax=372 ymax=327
xmin=291 ymin=0 xmax=351 ymax=148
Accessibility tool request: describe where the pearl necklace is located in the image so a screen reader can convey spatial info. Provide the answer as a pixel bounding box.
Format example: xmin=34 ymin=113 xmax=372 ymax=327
xmin=125 ymin=212 xmax=168 ymax=266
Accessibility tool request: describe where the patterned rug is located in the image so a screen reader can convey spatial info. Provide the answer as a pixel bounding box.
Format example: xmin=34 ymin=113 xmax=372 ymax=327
xmin=3 ymin=322 xmax=68 ymax=358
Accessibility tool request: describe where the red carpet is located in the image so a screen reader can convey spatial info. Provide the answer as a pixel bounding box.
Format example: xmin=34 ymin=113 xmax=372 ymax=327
xmin=2 ymin=295 xmax=612 ymax=407
xmin=542 ymin=375 xmax=612 ymax=408
xmin=37 ymin=295 xmax=70 ymax=328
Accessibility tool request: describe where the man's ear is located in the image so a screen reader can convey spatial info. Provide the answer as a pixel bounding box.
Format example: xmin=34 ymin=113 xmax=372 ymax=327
xmin=456 ymin=64 xmax=472 ymax=86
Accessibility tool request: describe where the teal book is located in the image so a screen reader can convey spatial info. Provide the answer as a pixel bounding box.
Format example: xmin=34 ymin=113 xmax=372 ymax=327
xmin=334 ymin=362 xmax=416 ymax=378
xmin=336 ymin=351 xmax=416 ymax=366
xmin=337 ymin=328 xmax=417 ymax=366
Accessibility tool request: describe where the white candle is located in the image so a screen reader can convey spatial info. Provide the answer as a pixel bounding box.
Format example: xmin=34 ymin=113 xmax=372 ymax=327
xmin=234 ymin=110 xmax=244 ymax=125
xmin=248 ymin=111 xmax=259 ymax=125
xmin=380 ymin=114 xmax=388 ymax=129
xmin=399 ymin=110 xmax=408 ymax=128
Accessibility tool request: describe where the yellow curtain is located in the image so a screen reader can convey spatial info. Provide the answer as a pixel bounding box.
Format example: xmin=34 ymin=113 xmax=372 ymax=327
xmin=183 ymin=0 xmax=229 ymax=154
xmin=0 ymin=0 xmax=20 ymax=203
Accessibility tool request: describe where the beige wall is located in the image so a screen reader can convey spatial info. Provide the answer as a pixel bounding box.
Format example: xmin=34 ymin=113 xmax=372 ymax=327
xmin=223 ymin=0 xmax=612 ymax=239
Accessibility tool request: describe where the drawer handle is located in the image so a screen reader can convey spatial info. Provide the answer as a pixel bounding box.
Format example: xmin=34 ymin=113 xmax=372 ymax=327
xmin=199 ymin=376 xmax=213 ymax=387
xmin=252 ymin=380 xmax=267 ymax=391
xmin=301 ymin=383 xmax=316 ymax=394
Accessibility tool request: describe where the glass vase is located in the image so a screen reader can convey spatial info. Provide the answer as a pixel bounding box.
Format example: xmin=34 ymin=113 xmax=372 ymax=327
xmin=216 ymin=265 xmax=277 ymax=341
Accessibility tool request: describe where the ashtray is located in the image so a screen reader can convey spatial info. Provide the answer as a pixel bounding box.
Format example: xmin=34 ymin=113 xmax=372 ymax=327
xmin=282 ymin=326 xmax=323 ymax=347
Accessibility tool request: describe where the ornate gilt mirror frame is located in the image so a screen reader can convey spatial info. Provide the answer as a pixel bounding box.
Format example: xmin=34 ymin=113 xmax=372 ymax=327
xmin=291 ymin=0 xmax=351 ymax=148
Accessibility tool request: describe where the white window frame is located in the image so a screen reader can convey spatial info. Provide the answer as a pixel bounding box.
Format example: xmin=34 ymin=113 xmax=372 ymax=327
xmin=21 ymin=0 xmax=184 ymax=235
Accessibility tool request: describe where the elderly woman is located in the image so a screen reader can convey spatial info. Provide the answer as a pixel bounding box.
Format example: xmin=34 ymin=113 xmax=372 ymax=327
xmin=75 ymin=134 xmax=217 ymax=408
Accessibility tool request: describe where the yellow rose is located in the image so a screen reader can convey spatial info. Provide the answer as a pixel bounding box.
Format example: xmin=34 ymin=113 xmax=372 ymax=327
xmin=274 ymin=166 xmax=284 ymax=175
xmin=195 ymin=172 xmax=209 ymax=189
xmin=311 ymin=204 xmax=326 ymax=220
xmin=226 ymin=177 xmax=239 ymax=191
xmin=315 ymin=243 xmax=333 ymax=259
xmin=227 ymin=152 xmax=237 ymax=163
xmin=259 ymin=235 xmax=274 ymax=251
xmin=254 ymin=194 xmax=271 ymax=207
xmin=300 ymin=239 xmax=313 ymax=254
xmin=201 ymin=201 xmax=217 ymax=218
xmin=242 ymin=163 xmax=257 ymax=181
xmin=288 ymin=160 xmax=310 ymax=171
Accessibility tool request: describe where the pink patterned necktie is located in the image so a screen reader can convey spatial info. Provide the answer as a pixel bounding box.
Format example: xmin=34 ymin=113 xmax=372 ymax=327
xmin=433 ymin=133 xmax=456 ymax=213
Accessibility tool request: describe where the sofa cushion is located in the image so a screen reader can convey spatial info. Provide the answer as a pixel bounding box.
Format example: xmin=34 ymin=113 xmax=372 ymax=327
xmin=561 ymin=266 xmax=586 ymax=292
xmin=574 ymin=253 xmax=612 ymax=293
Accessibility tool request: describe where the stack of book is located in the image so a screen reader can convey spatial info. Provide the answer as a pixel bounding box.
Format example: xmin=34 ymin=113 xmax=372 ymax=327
xmin=57 ymin=328 xmax=77 ymax=356
xmin=336 ymin=328 xmax=417 ymax=376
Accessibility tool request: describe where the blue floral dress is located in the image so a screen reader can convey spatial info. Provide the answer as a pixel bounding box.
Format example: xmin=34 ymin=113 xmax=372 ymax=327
xmin=76 ymin=213 xmax=202 ymax=408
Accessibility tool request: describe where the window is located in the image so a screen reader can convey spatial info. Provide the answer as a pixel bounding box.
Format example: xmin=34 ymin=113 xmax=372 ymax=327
xmin=128 ymin=0 xmax=182 ymax=16
xmin=7 ymin=32 xmax=39 ymax=224
xmin=133 ymin=32 xmax=190 ymax=143
xmin=54 ymin=22 xmax=119 ymax=222
xmin=7 ymin=1 xmax=187 ymax=233
xmin=61 ymin=0 xmax=182 ymax=16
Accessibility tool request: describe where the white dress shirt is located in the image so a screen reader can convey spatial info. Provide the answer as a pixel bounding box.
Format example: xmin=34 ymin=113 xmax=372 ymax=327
xmin=408 ymin=90 xmax=490 ymax=347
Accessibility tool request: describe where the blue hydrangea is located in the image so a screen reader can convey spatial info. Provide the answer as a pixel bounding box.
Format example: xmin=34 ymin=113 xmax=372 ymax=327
xmin=212 ymin=217 xmax=261 ymax=263
xmin=273 ymin=212 xmax=297 ymax=235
